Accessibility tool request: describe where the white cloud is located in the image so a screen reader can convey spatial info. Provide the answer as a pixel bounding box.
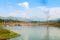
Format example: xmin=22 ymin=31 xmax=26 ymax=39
xmin=8 ymin=12 xmax=18 ymax=17
xmin=20 ymin=12 xmax=31 ymax=19
xmin=7 ymin=6 xmax=60 ymax=20
xmin=21 ymin=12 xmax=26 ymax=17
xmin=18 ymin=2 xmax=29 ymax=9
xmin=23 ymin=2 xmax=29 ymax=9
xmin=37 ymin=6 xmax=60 ymax=20
xmin=49 ymin=7 xmax=60 ymax=20
xmin=36 ymin=6 xmax=49 ymax=19
xmin=37 ymin=6 xmax=48 ymax=11
xmin=18 ymin=3 xmax=22 ymax=6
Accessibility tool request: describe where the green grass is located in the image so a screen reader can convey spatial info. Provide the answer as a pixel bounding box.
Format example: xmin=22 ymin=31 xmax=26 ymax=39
xmin=50 ymin=22 xmax=60 ymax=28
xmin=0 ymin=27 xmax=20 ymax=39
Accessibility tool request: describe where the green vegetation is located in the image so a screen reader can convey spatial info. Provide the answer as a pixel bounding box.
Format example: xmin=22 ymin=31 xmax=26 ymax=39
xmin=0 ymin=27 xmax=20 ymax=40
xmin=49 ymin=20 xmax=60 ymax=28
xmin=0 ymin=18 xmax=20 ymax=40
xmin=50 ymin=22 xmax=60 ymax=28
xmin=0 ymin=19 xmax=20 ymax=23
xmin=0 ymin=17 xmax=60 ymax=28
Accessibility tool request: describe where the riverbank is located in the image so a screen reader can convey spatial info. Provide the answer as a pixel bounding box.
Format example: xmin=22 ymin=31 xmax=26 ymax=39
xmin=49 ymin=23 xmax=60 ymax=28
xmin=0 ymin=27 xmax=20 ymax=40
xmin=0 ymin=22 xmax=60 ymax=27
xmin=0 ymin=22 xmax=51 ymax=26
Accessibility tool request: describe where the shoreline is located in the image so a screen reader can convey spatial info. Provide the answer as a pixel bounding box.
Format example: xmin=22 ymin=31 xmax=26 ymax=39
xmin=0 ymin=27 xmax=20 ymax=40
xmin=0 ymin=22 xmax=60 ymax=27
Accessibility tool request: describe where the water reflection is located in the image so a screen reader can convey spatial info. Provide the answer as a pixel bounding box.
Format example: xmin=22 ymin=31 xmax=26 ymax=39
xmin=4 ymin=26 xmax=60 ymax=40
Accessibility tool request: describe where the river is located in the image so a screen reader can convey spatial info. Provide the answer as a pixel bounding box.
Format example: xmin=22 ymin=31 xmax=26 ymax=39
xmin=4 ymin=25 xmax=60 ymax=40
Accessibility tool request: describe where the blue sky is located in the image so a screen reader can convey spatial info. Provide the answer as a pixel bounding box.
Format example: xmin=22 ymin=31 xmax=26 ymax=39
xmin=0 ymin=0 xmax=60 ymax=21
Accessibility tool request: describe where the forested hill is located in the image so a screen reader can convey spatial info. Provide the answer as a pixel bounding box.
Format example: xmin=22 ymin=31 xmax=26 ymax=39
xmin=0 ymin=17 xmax=60 ymax=23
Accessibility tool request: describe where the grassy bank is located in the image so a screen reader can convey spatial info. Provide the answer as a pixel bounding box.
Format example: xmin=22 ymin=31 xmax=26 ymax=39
xmin=49 ymin=22 xmax=60 ymax=28
xmin=0 ymin=27 xmax=20 ymax=40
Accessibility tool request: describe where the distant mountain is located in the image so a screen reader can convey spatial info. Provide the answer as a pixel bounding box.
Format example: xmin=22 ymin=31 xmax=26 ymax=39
xmin=56 ymin=18 xmax=60 ymax=20
xmin=0 ymin=16 xmax=32 ymax=22
xmin=48 ymin=18 xmax=60 ymax=23
xmin=0 ymin=16 xmax=60 ymax=22
xmin=53 ymin=18 xmax=60 ymax=22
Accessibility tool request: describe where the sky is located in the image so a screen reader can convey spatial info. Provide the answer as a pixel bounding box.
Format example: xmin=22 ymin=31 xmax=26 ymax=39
xmin=0 ymin=0 xmax=60 ymax=21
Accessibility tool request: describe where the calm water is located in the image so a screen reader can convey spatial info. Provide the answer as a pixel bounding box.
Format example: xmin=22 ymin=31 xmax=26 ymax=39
xmin=4 ymin=26 xmax=60 ymax=40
